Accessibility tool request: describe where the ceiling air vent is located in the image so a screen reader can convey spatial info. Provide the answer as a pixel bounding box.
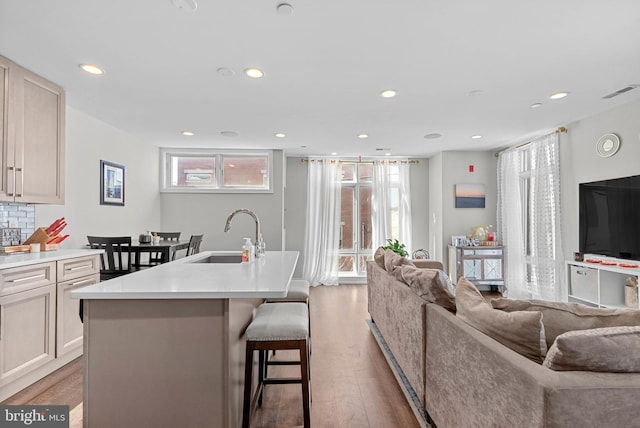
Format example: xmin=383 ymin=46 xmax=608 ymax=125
xmin=602 ymin=85 xmax=639 ymax=99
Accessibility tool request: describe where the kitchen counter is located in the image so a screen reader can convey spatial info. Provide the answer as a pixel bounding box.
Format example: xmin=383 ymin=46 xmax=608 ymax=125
xmin=79 ymin=250 xmax=300 ymax=428
xmin=71 ymin=250 xmax=299 ymax=299
xmin=0 ymin=248 xmax=104 ymax=269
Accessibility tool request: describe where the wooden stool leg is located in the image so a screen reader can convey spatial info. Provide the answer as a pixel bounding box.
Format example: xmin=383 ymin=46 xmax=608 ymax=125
xmin=300 ymin=339 xmax=311 ymax=428
xmin=258 ymin=349 xmax=265 ymax=406
xmin=242 ymin=344 xmax=255 ymax=428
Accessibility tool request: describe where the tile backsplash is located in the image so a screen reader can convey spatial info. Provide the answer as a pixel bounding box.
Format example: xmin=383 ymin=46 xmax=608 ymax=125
xmin=0 ymin=203 xmax=35 ymax=243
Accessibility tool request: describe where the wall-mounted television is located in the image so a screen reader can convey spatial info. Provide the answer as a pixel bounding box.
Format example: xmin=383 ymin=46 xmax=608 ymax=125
xmin=579 ymin=174 xmax=640 ymax=261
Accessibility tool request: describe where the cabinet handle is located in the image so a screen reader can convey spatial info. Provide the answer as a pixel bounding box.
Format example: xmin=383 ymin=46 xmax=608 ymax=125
xmin=69 ymin=278 xmax=96 ymax=287
xmin=15 ymin=167 xmax=23 ymax=197
xmin=67 ymin=265 xmax=92 ymax=272
xmin=6 ymin=166 xmax=14 ymax=196
xmin=10 ymin=273 xmax=46 ymax=283
xmin=576 ymin=270 xmax=587 ymax=276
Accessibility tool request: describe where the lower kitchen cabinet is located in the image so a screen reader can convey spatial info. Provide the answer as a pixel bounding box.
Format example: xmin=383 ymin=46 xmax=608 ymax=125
xmin=0 ymin=284 xmax=56 ymax=387
xmin=0 ymin=252 xmax=101 ymax=401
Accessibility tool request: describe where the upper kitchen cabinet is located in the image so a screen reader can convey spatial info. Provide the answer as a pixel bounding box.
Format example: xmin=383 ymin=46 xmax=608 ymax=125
xmin=0 ymin=55 xmax=65 ymax=204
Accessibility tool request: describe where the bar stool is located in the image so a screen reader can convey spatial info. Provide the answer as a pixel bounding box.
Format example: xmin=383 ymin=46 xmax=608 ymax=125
xmin=242 ymin=302 xmax=311 ymax=428
xmin=266 ymin=279 xmax=311 ymax=352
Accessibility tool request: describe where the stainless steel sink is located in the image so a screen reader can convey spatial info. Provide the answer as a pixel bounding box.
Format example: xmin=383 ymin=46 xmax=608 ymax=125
xmin=189 ymin=254 xmax=243 ymax=264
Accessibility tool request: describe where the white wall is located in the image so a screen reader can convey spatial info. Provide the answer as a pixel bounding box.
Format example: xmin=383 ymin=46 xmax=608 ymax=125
xmin=430 ymin=151 xmax=498 ymax=272
xmin=561 ymin=98 xmax=640 ymax=258
xmin=35 ymin=107 xmax=161 ymax=248
xmin=160 ymin=151 xmax=285 ymax=252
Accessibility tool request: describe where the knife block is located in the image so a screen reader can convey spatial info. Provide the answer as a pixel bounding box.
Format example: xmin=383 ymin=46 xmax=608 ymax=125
xmin=24 ymin=227 xmax=59 ymax=251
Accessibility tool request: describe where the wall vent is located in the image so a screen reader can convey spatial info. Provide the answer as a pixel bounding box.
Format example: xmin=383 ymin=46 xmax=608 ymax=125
xmin=602 ymin=85 xmax=639 ymax=99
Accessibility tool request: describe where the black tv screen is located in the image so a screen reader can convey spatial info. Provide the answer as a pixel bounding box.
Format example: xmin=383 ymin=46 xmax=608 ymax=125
xmin=579 ymin=174 xmax=640 ymax=260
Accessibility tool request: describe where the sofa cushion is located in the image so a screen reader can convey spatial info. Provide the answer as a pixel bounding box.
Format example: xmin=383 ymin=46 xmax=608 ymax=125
xmin=393 ymin=265 xmax=456 ymax=312
xmin=373 ymin=248 xmax=415 ymax=272
xmin=456 ymin=278 xmax=547 ymax=363
xmin=491 ymin=298 xmax=640 ymax=348
xmin=543 ymin=326 xmax=640 ymax=372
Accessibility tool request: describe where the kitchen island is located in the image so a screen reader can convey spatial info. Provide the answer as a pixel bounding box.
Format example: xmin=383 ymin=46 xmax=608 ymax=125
xmin=71 ymin=250 xmax=298 ymax=428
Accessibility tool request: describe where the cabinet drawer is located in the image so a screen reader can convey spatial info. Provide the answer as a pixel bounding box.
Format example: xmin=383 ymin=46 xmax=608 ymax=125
xmin=570 ymin=265 xmax=598 ymax=303
xmin=0 ymin=262 xmax=56 ymax=296
xmin=57 ymin=255 xmax=100 ymax=283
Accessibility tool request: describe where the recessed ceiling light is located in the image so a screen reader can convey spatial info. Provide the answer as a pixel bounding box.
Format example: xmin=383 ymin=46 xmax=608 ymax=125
xmin=220 ymin=131 xmax=238 ymax=137
xmin=182 ymin=131 xmax=194 ymax=136
xmin=331 ymin=152 xmax=337 ymax=155
xmin=275 ymin=132 xmax=286 ymax=138
xmin=380 ymin=89 xmax=397 ymax=98
xmin=424 ymin=133 xmax=442 ymax=139
xmin=171 ymin=0 xmax=198 ymax=11
xmin=276 ymin=3 xmax=294 ymax=15
xmin=530 ymin=103 xmax=543 ymax=109
xmin=244 ymin=68 xmax=264 ymax=78
xmin=385 ymin=152 xmax=392 ymax=156
xmin=471 ymin=135 xmax=483 ymax=139
xmin=549 ymin=92 xmax=569 ymax=100
xmin=79 ymin=64 xmax=104 ymax=75
xmin=357 ymin=133 xmax=369 ymax=139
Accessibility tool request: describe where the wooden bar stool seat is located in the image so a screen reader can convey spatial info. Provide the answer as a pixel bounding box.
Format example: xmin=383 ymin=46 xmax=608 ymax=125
xmin=242 ymin=302 xmax=310 ymax=428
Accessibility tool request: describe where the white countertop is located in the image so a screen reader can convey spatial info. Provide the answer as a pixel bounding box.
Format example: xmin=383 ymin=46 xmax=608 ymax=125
xmin=0 ymin=249 xmax=104 ymax=269
xmin=70 ymin=250 xmax=299 ymax=299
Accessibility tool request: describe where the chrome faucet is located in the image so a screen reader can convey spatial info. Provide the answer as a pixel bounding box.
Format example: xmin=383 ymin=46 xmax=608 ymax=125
xmin=224 ymin=209 xmax=265 ymax=257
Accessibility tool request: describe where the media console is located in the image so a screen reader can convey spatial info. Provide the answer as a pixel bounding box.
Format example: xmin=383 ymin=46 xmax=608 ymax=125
xmin=566 ymin=256 xmax=640 ymax=309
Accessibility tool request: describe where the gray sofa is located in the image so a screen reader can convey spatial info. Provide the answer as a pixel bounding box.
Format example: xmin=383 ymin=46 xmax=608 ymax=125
xmin=367 ymin=259 xmax=640 ymax=428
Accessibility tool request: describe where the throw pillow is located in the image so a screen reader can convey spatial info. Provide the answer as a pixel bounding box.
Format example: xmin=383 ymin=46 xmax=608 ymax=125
xmin=393 ymin=265 xmax=456 ymax=312
xmin=543 ymin=326 xmax=640 ymax=372
xmin=491 ymin=298 xmax=640 ymax=348
xmin=456 ymin=278 xmax=547 ymax=363
xmin=381 ymin=249 xmax=414 ymax=272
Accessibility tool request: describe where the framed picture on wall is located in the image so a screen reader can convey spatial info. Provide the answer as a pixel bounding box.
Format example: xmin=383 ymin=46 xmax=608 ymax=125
xmin=100 ymin=160 xmax=125 ymax=206
xmin=455 ymin=183 xmax=486 ymax=208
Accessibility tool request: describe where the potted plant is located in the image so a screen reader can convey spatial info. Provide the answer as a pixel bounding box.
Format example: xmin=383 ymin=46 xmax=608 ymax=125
xmin=381 ymin=239 xmax=408 ymax=257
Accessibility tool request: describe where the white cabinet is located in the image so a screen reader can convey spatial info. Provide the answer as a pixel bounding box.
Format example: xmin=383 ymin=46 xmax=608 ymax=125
xmin=0 ymin=253 xmax=100 ymax=400
xmin=0 ymin=54 xmax=65 ymax=204
xmin=448 ymin=245 xmax=504 ymax=290
xmin=56 ymin=256 xmax=99 ymax=356
xmin=0 ymin=267 xmax=56 ymax=387
xmin=567 ymin=261 xmax=640 ymax=309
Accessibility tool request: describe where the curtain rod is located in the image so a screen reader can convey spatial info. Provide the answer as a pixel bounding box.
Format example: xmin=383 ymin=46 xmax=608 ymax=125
xmin=494 ymin=126 xmax=567 ymax=158
xmin=300 ymin=157 xmax=419 ymax=164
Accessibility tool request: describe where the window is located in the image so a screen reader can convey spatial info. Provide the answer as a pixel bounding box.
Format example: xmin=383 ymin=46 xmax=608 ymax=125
xmin=339 ymin=163 xmax=374 ymax=276
xmin=161 ymin=149 xmax=272 ymax=193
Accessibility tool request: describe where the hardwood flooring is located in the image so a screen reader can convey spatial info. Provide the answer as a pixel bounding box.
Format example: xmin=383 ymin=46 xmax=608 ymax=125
xmin=2 ymin=284 xmax=419 ymax=428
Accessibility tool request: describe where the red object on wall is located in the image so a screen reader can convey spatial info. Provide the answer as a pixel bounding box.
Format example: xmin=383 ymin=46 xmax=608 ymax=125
xmin=469 ymin=165 xmax=474 ymax=172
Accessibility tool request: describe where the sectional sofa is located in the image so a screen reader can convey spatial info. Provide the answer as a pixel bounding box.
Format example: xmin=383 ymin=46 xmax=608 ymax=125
xmin=367 ymin=251 xmax=640 ymax=428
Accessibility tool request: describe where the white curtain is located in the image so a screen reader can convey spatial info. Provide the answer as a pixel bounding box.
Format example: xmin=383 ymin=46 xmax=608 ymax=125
xmin=528 ymin=133 xmax=565 ymax=301
xmin=497 ymin=133 xmax=565 ymax=300
xmin=302 ymin=159 xmax=342 ymax=286
xmin=497 ymin=148 xmax=527 ymax=297
xmin=371 ymin=160 xmax=412 ymax=253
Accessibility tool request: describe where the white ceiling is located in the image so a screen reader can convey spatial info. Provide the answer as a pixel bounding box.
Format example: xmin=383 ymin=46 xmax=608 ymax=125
xmin=1 ymin=0 xmax=639 ymax=157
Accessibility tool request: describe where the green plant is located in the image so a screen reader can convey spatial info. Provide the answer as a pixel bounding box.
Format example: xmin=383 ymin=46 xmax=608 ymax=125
xmin=381 ymin=239 xmax=408 ymax=257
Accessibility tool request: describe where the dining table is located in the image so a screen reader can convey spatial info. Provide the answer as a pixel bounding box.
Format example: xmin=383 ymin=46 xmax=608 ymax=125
xmin=130 ymin=238 xmax=190 ymax=268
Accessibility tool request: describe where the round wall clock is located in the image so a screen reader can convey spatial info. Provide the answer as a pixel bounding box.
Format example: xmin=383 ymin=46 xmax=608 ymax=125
xmin=596 ymin=133 xmax=621 ymax=157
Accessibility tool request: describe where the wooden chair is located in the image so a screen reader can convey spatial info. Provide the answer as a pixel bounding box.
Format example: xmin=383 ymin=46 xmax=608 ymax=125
xmin=87 ymin=236 xmax=133 ymax=280
xmin=149 ymin=232 xmax=181 ymax=264
xmin=186 ymin=234 xmax=203 ymax=256
xmin=82 ymin=236 xmax=133 ymax=322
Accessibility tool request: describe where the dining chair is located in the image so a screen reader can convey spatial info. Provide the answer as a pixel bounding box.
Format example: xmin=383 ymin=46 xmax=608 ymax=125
xmin=186 ymin=234 xmax=204 ymax=256
xmin=87 ymin=236 xmax=133 ymax=280
xmin=149 ymin=232 xmax=181 ymax=264
xmin=82 ymin=236 xmax=133 ymax=323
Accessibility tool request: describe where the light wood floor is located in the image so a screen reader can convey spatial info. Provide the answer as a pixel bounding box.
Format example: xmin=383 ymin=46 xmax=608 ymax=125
xmin=3 ymin=284 xmax=420 ymax=428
